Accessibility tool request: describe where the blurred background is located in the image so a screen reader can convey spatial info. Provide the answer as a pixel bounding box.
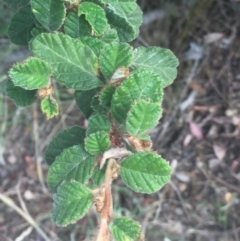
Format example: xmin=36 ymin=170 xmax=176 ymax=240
xmin=1 ymin=0 xmax=240 ymax=240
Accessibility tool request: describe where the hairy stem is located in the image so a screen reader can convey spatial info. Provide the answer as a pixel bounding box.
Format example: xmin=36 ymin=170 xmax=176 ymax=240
xmin=96 ymin=158 xmax=116 ymax=241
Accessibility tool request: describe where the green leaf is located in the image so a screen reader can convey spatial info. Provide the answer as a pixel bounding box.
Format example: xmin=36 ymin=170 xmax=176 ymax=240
xmin=3 ymin=0 xmax=30 ymax=9
xmin=104 ymin=8 xmax=135 ymax=42
xmin=91 ymin=94 xmax=108 ymax=114
xmin=100 ymin=0 xmax=137 ymax=14
xmin=75 ymin=88 xmax=99 ymax=118
xmin=78 ymin=2 xmax=108 ymax=35
xmin=92 ymin=163 xmax=107 ymax=186
xmin=5 ymin=79 xmax=37 ymax=107
xmin=31 ymin=27 xmax=47 ymax=39
xmin=9 ymin=57 xmax=52 ymax=90
xmin=121 ymin=152 xmax=172 ymax=193
xmin=48 ymin=145 xmax=95 ymax=192
xmin=99 ymin=42 xmax=133 ymax=80
xmin=65 ymin=0 xmax=78 ymax=3
xmin=85 ymin=131 xmax=111 ymax=155
xmin=112 ymin=217 xmax=141 ymax=241
xmin=100 ymin=85 xmax=116 ymax=107
xmin=125 ymin=4 xmax=142 ymax=36
xmin=86 ymin=114 xmax=111 ymax=136
xmin=64 ymin=12 xmax=92 ymax=38
xmin=111 ymin=68 xmax=163 ymax=124
xmin=99 ymin=27 xmax=119 ymax=43
xmin=31 ymin=33 xmax=102 ymax=90
xmin=41 ymin=96 xmax=59 ymax=118
xmin=132 ymin=47 xmax=179 ymax=88
xmin=8 ymin=5 xmax=35 ymax=45
xmin=126 ymin=100 xmax=162 ymax=136
xmin=80 ymin=37 xmax=106 ymax=57
xmin=45 ymin=126 xmax=86 ymax=165
xmin=52 ymin=181 xmax=93 ymax=226
xmin=31 ymin=0 xmax=66 ymax=31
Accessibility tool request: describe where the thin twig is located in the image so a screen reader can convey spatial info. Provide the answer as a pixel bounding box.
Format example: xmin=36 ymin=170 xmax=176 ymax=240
xmin=0 ymin=193 xmax=51 ymax=241
xmin=33 ymin=103 xmax=47 ymax=192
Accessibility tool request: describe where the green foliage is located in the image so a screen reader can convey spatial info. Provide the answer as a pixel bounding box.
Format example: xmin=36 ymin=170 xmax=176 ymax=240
xmin=52 ymin=181 xmax=93 ymax=226
xmin=40 ymin=96 xmax=59 ymax=118
xmin=112 ymin=217 xmax=141 ymax=241
xmin=78 ymin=2 xmax=108 ymax=35
xmin=121 ymin=153 xmax=172 ymax=193
xmin=126 ymin=100 xmax=162 ymax=136
xmin=31 ymin=0 xmax=66 ymax=31
xmin=64 ymin=13 xmax=91 ymax=38
xmin=9 ymin=57 xmax=52 ymax=90
xmin=5 ymin=0 xmax=179 ymax=238
xmin=3 ymin=0 xmax=30 ymax=9
xmin=111 ymin=68 xmax=163 ymax=124
xmin=99 ymin=41 xmax=133 ymax=80
xmin=45 ymin=126 xmax=86 ymax=165
xmin=85 ymin=131 xmax=111 ymax=155
xmin=31 ymin=33 xmax=102 ymax=90
xmin=5 ymin=80 xmax=37 ymax=107
xmin=48 ymin=145 xmax=95 ymax=191
xmin=133 ymin=46 xmax=179 ymax=88
xmin=8 ymin=5 xmax=35 ymax=45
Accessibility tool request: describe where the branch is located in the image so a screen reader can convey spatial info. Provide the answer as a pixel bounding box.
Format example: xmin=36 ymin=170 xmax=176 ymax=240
xmin=96 ymin=158 xmax=118 ymax=241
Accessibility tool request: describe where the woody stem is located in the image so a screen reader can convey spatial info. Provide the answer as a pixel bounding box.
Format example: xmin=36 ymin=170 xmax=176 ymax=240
xmin=96 ymin=158 xmax=115 ymax=241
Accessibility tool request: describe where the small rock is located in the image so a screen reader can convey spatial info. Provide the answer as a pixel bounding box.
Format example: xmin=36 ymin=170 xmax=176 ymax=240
xmin=175 ymin=172 xmax=190 ymax=183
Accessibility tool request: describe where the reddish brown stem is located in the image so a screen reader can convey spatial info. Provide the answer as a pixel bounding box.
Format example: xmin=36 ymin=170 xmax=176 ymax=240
xmin=96 ymin=159 xmax=116 ymax=241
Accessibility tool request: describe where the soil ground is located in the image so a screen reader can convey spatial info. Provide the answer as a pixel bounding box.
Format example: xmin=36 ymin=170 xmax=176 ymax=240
xmin=1 ymin=1 xmax=240 ymax=241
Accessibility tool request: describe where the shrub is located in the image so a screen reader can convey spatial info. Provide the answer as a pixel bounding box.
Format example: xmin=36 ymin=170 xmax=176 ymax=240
xmin=5 ymin=0 xmax=179 ymax=240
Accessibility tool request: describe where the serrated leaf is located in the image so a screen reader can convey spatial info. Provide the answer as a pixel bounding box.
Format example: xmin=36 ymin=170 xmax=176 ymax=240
xmin=112 ymin=217 xmax=141 ymax=241
xmin=104 ymin=8 xmax=135 ymax=42
xmin=78 ymin=2 xmax=108 ymax=35
xmin=45 ymin=126 xmax=86 ymax=165
xmin=91 ymin=94 xmax=108 ymax=114
xmin=52 ymin=181 xmax=93 ymax=226
xmin=85 ymin=131 xmax=110 ymax=155
xmin=5 ymin=79 xmax=37 ymax=107
xmin=31 ymin=33 xmax=102 ymax=90
xmin=9 ymin=57 xmax=52 ymax=90
xmin=133 ymin=47 xmax=179 ymax=88
xmin=99 ymin=27 xmax=119 ymax=43
xmin=100 ymin=85 xmax=116 ymax=107
xmin=8 ymin=5 xmax=35 ymax=45
xmin=126 ymin=100 xmax=162 ymax=136
xmin=31 ymin=0 xmax=66 ymax=31
xmin=92 ymin=163 xmax=107 ymax=186
xmin=80 ymin=37 xmax=106 ymax=57
xmin=75 ymin=88 xmax=99 ymax=118
xmin=64 ymin=12 xmax=92 ymax=38
xmin=101 ymin=0 xmax=137 ymax=15
xmin=100 ymin=42 xmax=133 ymax=80
xmin=48 ymin=145 xmax=95 ymax=192
xmin=111 ymin=68 xmax=163 ymax=124
xmin=86 ymin=114 xmax=111 ymax=136
xmin=41 ymin=96 xmax=59 ymax=118
xmin=121 ymin=152 xmax=172 ymax=193
xmin=3 ymin=0 xmax=30 ymax=9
